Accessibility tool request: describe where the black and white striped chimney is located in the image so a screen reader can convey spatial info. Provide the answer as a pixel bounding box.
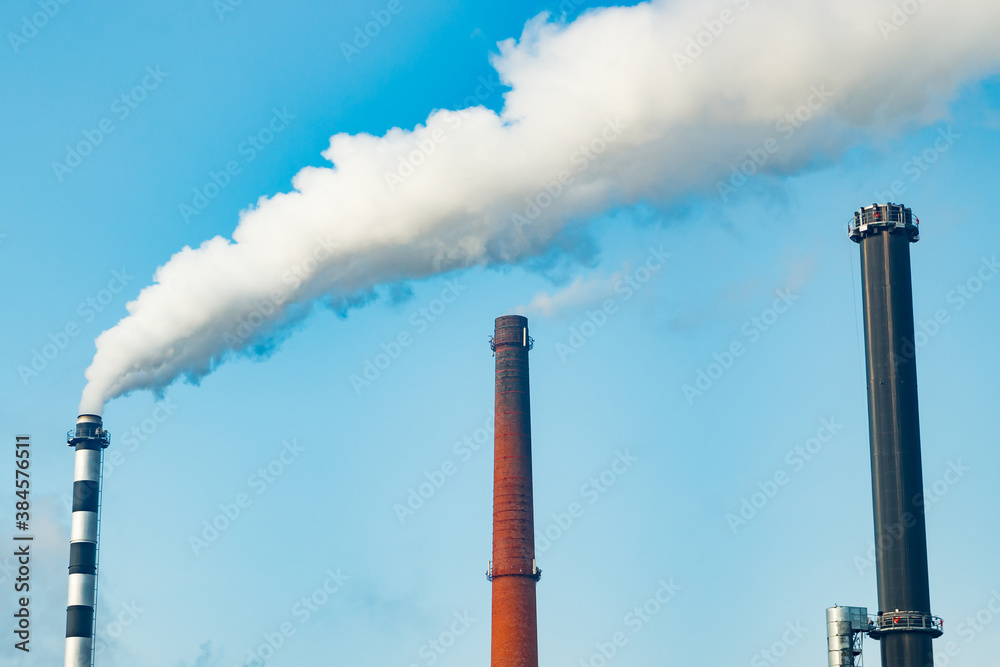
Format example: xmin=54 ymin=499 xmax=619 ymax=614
xmin=65 ymin=414 xmax=109 ymax=667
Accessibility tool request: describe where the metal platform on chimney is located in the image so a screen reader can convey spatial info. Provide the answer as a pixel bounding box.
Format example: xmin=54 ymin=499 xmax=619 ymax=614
xmin=868 ymin=611 xmax=944 ymax=639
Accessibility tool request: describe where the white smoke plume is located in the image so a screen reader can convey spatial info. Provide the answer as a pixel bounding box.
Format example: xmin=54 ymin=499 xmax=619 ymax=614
xmin=80 ymin=0 xmax=1000 ymax=413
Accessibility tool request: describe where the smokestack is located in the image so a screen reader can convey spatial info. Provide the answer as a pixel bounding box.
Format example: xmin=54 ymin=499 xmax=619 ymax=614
xmin=850 ymin=204 xmax=941 ymax=667
xmin=488 ymin=315 xmax=540 ymax=667
xmin=65 ymin=414 xmax=110 ymax=667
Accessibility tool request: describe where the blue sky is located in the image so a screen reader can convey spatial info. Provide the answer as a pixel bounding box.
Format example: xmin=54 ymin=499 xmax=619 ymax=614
xmin=2 ymin=1 xmax=999 ymax=666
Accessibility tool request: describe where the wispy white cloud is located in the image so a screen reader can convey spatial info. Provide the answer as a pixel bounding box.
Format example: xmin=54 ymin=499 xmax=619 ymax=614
xmin=514 ymin=271 xmax=623 ymax=318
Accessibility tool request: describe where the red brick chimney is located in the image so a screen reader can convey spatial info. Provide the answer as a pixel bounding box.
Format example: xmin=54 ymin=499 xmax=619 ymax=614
xmin=489 ymin=315 xmax=539 ymax=667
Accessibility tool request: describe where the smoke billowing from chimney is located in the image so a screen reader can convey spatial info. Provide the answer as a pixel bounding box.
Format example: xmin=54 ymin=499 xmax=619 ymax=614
xmin=79 ymin=0 xmax=1000 ymax=413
